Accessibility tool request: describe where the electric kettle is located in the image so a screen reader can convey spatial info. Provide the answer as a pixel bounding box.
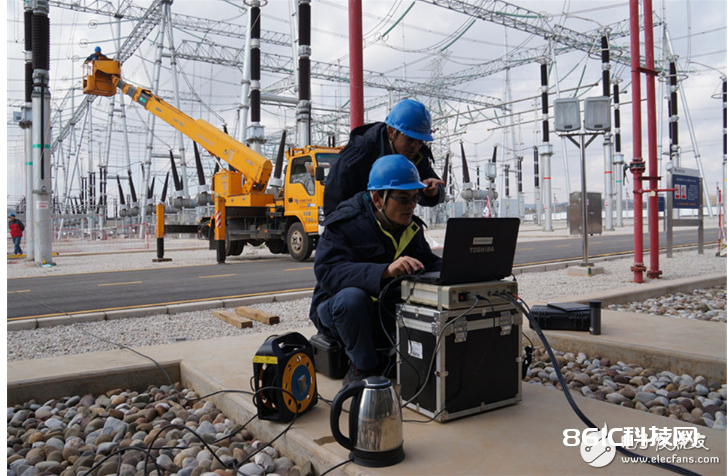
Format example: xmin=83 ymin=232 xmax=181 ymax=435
xmin=330 ymin=376 xmax=405 ymax=467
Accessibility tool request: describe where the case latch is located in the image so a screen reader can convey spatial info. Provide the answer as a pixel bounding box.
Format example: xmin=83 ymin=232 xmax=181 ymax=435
xmin=453 ymin=319 xmax=468 ymax=343
xmin=499 ymin=312 xmax=513 ymax=336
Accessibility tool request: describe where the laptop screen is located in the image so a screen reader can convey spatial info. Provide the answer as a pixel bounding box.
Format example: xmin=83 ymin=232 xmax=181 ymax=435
xmin=436 ymin=217 xmax=520 ymax=285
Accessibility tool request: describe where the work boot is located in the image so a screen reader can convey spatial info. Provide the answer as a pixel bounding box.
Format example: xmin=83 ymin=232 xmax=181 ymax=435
xmin=342 ymin=364 xmax=376 ymax=387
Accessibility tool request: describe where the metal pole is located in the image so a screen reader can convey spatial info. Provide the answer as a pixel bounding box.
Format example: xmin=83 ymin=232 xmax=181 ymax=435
xmin=139 ymin=23 xmax=166 ymax=234
xmin=579 ymin=134 xmax=592 ymax=267
xmin=164 ymin=1 xmax=189 ymax=200
xmin=533 ymin=146 xmax=541 ymax=225
xmin=601 ymin=35 xmax=614 ymax=232
xmin=248 ymin=0 xmax=265 ymax=154
xmin=348 ymin=0 xmax=364 ymax=129
xmin=613 ymin=81 xmax=624 ymax=227
xmin=238 ymin=5 xmax=252 ymax=143
xmin=539 ymin=61 xmax=553 ymax=231
xmin=297 ymin=0 xmax=311 ymax=146
xmin=722 ymin=79 xmax=727 ymax=236
xmin=629 ymin=0 xmax=645 ymax=283
xmin=31 ymin=0 xmax=52 ymax=265
xmin=644 ymin=0 xmax=662 ymax=279
xmin=23 ymin=3 xmax=35 ymax=260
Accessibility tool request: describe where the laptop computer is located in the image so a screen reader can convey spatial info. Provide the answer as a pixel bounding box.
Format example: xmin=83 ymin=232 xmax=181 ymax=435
xmin=418 ymin=217 xmax=520 ymax=285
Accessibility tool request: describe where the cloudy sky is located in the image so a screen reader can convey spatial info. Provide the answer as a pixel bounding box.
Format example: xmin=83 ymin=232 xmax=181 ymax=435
xmin=4 ymin=0 xmax=727 ymax=211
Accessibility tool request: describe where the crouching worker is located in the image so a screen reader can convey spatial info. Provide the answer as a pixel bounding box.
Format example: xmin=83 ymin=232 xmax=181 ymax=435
xmin=309 ymin=154 xmax=442 ymax=386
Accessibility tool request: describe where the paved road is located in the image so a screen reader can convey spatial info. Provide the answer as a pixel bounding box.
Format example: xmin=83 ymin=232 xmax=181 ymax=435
xmin=7 ymin=228 xmax=716 ymax=320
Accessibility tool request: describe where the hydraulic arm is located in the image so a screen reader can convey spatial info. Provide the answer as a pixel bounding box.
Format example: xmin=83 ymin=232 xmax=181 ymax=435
xmin=115 ymin=77 xmax=272 ymax=195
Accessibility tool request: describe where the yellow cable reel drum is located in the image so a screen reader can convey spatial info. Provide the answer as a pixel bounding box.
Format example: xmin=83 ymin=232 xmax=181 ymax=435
xmin=253 ymin=332 xmax=318 ymax=422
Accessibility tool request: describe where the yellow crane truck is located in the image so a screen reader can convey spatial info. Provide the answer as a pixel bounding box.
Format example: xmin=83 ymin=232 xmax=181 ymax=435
xmin=83 ymin=59 xmax=339 ymax=261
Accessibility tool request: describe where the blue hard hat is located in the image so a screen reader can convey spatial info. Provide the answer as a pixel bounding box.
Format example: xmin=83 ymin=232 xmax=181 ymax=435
xmin=94 ymin=46 xmax=101 ymax=53
xmin=367 ymin=155 xmax=426 ymax=191
xmin=9 ymin=213 xmax=15 ymax=217
xmin=385 ymin=99 xmax=434 ymax=142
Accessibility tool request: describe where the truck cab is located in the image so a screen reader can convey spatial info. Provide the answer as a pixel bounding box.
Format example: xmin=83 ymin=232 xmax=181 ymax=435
xmin=281 ymin=146 xmax=340 ymax=260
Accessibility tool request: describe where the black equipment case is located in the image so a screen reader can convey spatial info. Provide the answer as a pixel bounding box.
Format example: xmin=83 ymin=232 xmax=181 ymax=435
xmin=310 ymin=333 xmax=349 ymax=379
xmin=396 ymin=302 xmax=522 ymax=422
xmin=529 ymin=302 xmax=591 ymax=331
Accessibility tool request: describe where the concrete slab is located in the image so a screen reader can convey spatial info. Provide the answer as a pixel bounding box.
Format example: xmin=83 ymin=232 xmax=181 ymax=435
xmin=67 ymin=311 xmax=107 ymax=323
xmin=7 ymin=319 xmax=38 ymax=331
xmin=36 ymin=315 xmax=83 ymax=328
xmin=551 ymin=272 xmax=726 ymax=307
xmin=8 ymin=326 xmax=726 ymax=476
xmin=525 ymin=309 xmax=727 ymax=382
xmin=105 ymin=306 xmax=171 ymax=320
xmin=566 ymin=265 xmax=605 ymax=276
xmin=166 ymin=300 xmax=225 ymax=313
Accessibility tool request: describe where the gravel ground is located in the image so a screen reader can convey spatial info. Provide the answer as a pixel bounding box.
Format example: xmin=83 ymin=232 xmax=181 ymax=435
xmin=7 ymin=246 xmax=726 ymax=362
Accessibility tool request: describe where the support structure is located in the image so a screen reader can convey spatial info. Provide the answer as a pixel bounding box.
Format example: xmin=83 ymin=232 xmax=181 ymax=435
xmin=139 ymin=18 xmax=167 ymax=233
xmin=601 ymin=35 xmax=614 ymax=231
xmin=539 ymin=61 xmax=554 ymax=231
xmin=247 ymin=0 xmax=265 ymax=154
xmin=644 ymin=0 xmax=662 ymax=279
xmin=613 ymin=81 xmax=625 ymax=227
xmin=722 ymin=79 xmax=727 ymax=248
xmin=163 ymin=0 xmax=189 ymax=200
xmin=297 ymin=0 xmax=312 ymax=146
xmin=533 ymin=147 xmax=540 ymax=224
xmin=629 ymin=0 xmax=646 ymax=283
xmin=22 ymin=3 xmax=34 ymax=260
xmin=348 ymin=0 xmax=363 ymax=129
xmin=31 ymin=0 xmax=53 ymax=265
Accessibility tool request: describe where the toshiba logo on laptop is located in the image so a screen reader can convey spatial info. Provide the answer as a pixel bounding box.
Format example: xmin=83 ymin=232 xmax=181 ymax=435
xmin=470 ymin=236 xmax=494 ymax=253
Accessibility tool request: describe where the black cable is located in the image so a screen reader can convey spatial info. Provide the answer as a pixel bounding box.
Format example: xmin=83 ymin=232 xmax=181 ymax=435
xmin=81 ymin=445 xmax=163 ymax=476
xmin=14 ymin=293 xmax=307 ymax=475
xmin=318 ymin=457 xmax=352 ymax=476
xmin=498 ymin=291 xmax=703 ymax=476
xmin=16 ymin=292 xmax=180 ymax=393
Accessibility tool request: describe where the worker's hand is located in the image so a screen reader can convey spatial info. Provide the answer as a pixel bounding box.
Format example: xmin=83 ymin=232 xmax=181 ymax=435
xmin=383 ymin=256 xmax=425 ymax=279
xmin=422 ymin=178 xmax=445 ymax=197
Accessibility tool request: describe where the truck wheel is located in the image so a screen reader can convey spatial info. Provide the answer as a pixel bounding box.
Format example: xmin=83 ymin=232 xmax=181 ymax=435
xmin=230 ymin=241 xmax=245 ymax=256
xmin=287 ymin=222 xmax=312 ymax=261
xmin=225 ymin=230 xmax=245 ymax=256
xmin=266 ymin=240 xmax=286 ymax=254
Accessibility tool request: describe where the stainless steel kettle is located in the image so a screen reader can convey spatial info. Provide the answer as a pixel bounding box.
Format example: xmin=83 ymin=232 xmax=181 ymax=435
xmin=330 ymin=376 xmax=405 ymax=467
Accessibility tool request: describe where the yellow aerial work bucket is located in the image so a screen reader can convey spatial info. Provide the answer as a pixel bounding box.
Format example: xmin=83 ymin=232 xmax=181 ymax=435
xmin=82 ymin=59 xmax=120 ymax=97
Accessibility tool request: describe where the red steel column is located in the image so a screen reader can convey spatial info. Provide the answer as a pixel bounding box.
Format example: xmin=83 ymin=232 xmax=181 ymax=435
xmin=348 ymin=0 xmax=364 ymax=130
xmin=644 ymin=0 xmax=662 ymax=279
xmin=629 ymin=0 xmax=646 ymax=283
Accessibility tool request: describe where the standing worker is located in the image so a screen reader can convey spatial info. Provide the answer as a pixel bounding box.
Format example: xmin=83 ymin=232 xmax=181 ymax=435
xmin=8 ymin=213 xmax=25 ymax=256
xmin=310 ymin=155 xmax=442 ymax=386
xmin=323 ymin=99 xmax=445 ymax=215
xmin=84 ymin=46 xmax=108 ymax=63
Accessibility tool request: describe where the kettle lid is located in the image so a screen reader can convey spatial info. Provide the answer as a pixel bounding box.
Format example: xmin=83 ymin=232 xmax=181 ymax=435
xmin=362 ymin=375 xmax=391 ymax=388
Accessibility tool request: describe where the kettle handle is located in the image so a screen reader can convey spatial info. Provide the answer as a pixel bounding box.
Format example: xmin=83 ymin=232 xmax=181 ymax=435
xmin=330 ymin=381 xmax=366 ymax=451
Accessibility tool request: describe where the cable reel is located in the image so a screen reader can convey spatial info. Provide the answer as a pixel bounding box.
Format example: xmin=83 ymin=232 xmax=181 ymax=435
xmin=253 ymin=332 xmax=318 ymax=423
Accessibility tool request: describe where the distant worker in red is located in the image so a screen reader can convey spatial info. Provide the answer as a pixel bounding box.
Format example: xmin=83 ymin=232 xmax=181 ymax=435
xmin=84 ymin=46 xmax=108 ymax=63
xmin=8 ymin=213 xmax=25 ymax=256
xmin=324 ymin=98 xmax=445 ymax=216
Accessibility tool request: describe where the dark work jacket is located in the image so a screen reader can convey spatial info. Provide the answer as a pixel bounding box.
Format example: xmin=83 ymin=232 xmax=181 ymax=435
xmin=309 ymin=192 xmax=442 ymax=329
xmin=323 ymin=122 xmax=445 ymax=215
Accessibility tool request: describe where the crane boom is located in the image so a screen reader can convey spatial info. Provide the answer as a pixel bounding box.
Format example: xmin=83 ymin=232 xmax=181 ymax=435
xmin=83 ymin=59 xmax=272 ymax=194
xmin=115 ymin=77 xmax=272 ymax=194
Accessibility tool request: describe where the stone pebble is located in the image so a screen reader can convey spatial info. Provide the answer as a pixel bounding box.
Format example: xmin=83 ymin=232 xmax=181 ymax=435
xmin=525 ymin=348 xmax=727 ymax=430
xmin=6 ymin=384 xmax=314 ymax=476
xmin=608 ymin=287 xmax=727 ymax=323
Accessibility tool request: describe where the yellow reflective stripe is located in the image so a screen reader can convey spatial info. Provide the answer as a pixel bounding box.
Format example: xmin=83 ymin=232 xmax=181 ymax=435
xmin=375 ymin=219 xmax=420 ymax=260
xmin=411 ymin=152 xmax=423 ymax=167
